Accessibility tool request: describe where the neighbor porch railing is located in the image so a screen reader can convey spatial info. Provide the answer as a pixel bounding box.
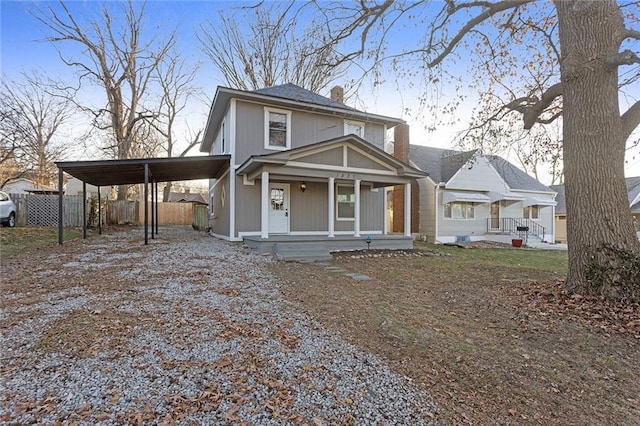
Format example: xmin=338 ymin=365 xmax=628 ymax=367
xmin=487 ymin=217 xmax=547 ymax=241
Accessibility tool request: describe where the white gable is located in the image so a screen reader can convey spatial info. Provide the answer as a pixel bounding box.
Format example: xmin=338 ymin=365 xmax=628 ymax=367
xmin=446 ymin=155 xmax=508 ymax=192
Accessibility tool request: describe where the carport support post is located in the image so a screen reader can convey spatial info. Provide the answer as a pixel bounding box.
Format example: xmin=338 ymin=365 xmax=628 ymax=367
xmin=144 ymin=163 xmax=149 ymax=245
xmin=151 ymin=179 xmax=155 ymax=240
xmin=98 ymin=186 xmax=102 ymax=235
xmin=58 ymin=168 xmax=64 ymax=245
xmin=82 ymin=182 xmax=87 ymax=239
xmin=154 ymin=181 xmax=159 ymax=235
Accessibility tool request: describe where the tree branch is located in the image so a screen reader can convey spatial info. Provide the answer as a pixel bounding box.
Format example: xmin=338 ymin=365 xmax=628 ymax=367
xmin=622 ymin=100 xmax=640 ymax=142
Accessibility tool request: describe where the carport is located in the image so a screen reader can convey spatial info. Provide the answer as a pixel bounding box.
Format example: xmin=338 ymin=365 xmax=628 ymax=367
xmin=56 ymin=155 xmax=230 ymax=245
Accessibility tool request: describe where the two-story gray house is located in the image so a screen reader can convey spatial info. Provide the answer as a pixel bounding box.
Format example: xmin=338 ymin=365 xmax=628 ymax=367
xmin=199 ymin=84 xmax=424 ymax=257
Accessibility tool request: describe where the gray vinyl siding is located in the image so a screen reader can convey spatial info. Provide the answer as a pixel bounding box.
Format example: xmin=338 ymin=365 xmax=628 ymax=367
xmin=296 ymin=147 xmax=343 ymax=167
xmin=418 ymin=178 xmax=436 ymax=240
xmin=211 ymin=107 xmax=231 ymax=155
xmin=234 ymin=100 xmax=389 ymax=165
xmin=290 ymin=182 xmax=328 ymax=232
xmin=210 ymin=175 xmax=230 ymax=237
xmin=235 ymin=176 xmax=261 ymax=235
xmin=347 ymin=149 xmax=389 ymax=170
xmin=360 ymin=187 xmax=384 ymax=230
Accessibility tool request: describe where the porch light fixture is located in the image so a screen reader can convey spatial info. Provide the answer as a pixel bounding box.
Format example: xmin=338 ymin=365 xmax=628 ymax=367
xmin=300 ymin=181 xmax=307 ymax=192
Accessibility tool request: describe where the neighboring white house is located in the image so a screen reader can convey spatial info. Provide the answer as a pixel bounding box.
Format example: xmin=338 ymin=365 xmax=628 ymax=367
xmin=406 ymin=145 xmax=557 ymax=244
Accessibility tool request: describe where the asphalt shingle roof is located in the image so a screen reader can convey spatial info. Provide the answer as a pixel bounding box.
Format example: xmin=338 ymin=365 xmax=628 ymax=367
xmin=409 ymin=145 xmax=552 ymax=192
xmin=252 ymin=83 xmax=359 ymax=112
xmin=549 ymin=184 xmax=566 ymax=214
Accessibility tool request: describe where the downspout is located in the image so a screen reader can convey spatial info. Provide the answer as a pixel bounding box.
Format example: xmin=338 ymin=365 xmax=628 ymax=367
xmin=434 ymin=184 xmax=440 ymax=243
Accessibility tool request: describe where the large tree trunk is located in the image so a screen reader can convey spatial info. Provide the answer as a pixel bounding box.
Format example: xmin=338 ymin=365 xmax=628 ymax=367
xmin=556 ymin=0 xmax=640 ymax=297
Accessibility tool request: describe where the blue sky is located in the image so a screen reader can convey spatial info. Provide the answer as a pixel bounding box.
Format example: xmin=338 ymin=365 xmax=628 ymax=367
xmin=1 ymin=1 xmax=638 ymax=181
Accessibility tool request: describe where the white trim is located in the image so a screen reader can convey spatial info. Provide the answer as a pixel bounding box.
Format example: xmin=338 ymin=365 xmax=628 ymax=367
xmin=404 ymin=183 xmax=411 ymax=237
xmin=334 ymin=230 xmax=383 ymax=235
xmin=488 ymin=191 xmax=526 ymax=203
xmin=286 ymin=161 xmax=396 ymax=176
xmin=523 ymin=196 xmax=557 ymax=207
xmin=242 ymin=174 xmax=255 ymax=185
xmin=328 ymin=177 xmax=335 ymax=237
xmin=290 ymin=231 xmax=330 ymax=236
xmin=230 ymin=99 xmax=236 ymax=162
xmin=229 ymin=167 xmax=236 ymax=238
xmin=211 ymin=231 xmax=242 ymax=242
xmin=344 ymin=120 xmax=365 ymax=138
xmin=336 ymin=183 xmax=356 ymax=221
xmin=354 ymin=179 xmax=361 ymax=237
xmin=238 ymin=231 xmax=261 ymax=238
xmin=383 ymin=186 xmax=388 ymax=235
xmin=264 ymin=106 xmax=291 ymax=151
xmin=221 ymin=118 xmax=226 ymax=154
xmin=261 ymin=171 xmax=269 ymax=238
xmin=343 ymin=145 xmax=348 ymax=167
xmin=434 ymin=185 xmax=440 ymax=240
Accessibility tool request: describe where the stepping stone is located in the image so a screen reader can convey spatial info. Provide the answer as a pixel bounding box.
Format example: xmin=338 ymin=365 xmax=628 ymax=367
xmin=347 ymin=274 xmax=371 ymax=281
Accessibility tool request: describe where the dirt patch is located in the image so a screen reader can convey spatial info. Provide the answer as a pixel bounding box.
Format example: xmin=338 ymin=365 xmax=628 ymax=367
xmin=275 ymin=248 xmax=640 ymax=425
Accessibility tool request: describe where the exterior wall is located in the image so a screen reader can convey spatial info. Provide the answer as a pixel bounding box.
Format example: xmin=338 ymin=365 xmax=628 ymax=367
xmin=235 ymin=176 xmax=261 ymax=235
xmin=446 ymin=157 xmax=508 ymax=192
xmin=211 ymin=107 xmax=232 ymax=155
xmin=417 ymin=178 xmax=436 ymax=241
xmin=290 ymin=181 xmax=328 ymax=232
xmin=295 ymin=147 xmax=343 ymax=166
xmin=361 ymin=186 xmax=384 ymax=231
xmin=555 ymin=215 xmax=568 ymax=243
xmin=233 ymin=100 xmax=387 ymax=164
xmin=209 ymin=174 xmax=230 ymax=237
xmin=437 ymin=194 xmax=491 ymax=238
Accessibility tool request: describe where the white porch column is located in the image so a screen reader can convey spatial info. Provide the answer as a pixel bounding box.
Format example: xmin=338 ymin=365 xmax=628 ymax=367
xmin=261 ymin=171 xmax=269 ymax=239
xmin=404 ymin=182 xmax=411 ymax=237
xmin=354 ymin=179 xmax=361 ymax=237
xmin=328 ymin=177 xmax=335 ymax=237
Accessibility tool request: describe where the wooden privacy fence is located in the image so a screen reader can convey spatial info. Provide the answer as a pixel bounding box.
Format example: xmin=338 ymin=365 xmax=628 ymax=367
xmin=6 ymin=194 xmax=203 ymax=228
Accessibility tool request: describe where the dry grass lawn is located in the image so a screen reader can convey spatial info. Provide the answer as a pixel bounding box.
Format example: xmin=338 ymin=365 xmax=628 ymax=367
xmin=275 ymin=243 xmax=640 ymax=425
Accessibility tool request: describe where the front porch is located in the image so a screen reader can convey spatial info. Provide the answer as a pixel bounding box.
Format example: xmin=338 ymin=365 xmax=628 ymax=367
xmin=243 ymin=234 xmax=414 ymax=261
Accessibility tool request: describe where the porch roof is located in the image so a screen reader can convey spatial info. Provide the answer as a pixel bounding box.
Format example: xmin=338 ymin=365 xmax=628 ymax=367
xmin=236 ymin=135 xmax=427 ymax=186
xmin=523 ymin=196 xmax=557 ymax=207
xmin=442 ymin=191 xmax=491 ymax=204
xmin=488 ymin=191 xmax=526 ymax=203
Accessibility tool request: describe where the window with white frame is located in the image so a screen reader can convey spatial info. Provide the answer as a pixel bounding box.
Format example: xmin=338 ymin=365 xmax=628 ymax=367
xmin=444 ymin=202 xmax=475 ymax=219
xmin=523 ymin=205 xmax=539 ymax=219
xmin=344 ymin=120 xmax=365 ymax=138
xmin=221 ymin=119 xmax=226 ymax=153
xmin=264 ymin=107 xmax=291 ymax=150
xmin=336 ymin=185 xmax=355 ymax=220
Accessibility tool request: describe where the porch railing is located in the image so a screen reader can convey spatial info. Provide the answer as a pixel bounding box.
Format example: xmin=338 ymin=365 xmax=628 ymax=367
xmin=487 ymin=217 xmax=546 ymax=241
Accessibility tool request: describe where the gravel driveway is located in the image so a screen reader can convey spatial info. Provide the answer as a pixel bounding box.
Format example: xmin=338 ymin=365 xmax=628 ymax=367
xmin=1 ymin=227 xmax=437 ymax=425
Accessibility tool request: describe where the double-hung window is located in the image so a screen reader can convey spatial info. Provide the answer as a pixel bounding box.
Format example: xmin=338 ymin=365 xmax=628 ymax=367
xmin=523 ymin=205 xmax=539 ymax=219
xmin=264 ymin=107 xmax=291 ymax=150
xmin=336 ymin=185 xmax=355 ymax=220
xmin=444 ymin=202 xmax=475 ymax=219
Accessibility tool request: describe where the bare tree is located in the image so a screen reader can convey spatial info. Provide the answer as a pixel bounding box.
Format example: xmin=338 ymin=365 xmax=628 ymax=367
xmin=198 ymin=1 xmax=346 ymax=93
xmin=0 ymin=74 xmax=71 ymax=188
xmin=32 ymin=0 xmax=176 ymax=199
xmin=152 ymin=53 xmax=203 ymax=201
xmin=315 ymin=0 xmax=640 ymax=299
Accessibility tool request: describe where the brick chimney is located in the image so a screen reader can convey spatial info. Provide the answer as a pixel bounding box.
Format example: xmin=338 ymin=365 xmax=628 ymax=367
xmin=393 ymin=123 xmax=410 ymax=233
xmin=330 ymin=85 xmax=344 ymax=103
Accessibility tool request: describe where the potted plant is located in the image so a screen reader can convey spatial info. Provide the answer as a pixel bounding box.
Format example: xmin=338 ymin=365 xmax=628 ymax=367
xmin=511 ymin=238 xmax=523 ymax=248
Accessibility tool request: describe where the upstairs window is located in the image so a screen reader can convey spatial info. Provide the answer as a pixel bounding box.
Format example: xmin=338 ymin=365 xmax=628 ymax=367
xmin=344 ymin=120 xmax=365 ymax=138
xmin=264 ymin=107 xmax=291 ymax=150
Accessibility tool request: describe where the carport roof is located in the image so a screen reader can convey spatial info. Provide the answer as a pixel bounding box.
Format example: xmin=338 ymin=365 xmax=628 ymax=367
xmin=56 ymin=155 xmax=230 ymax=187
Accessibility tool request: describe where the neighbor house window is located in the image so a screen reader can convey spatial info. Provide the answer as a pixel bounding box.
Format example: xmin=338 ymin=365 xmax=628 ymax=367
xmin=264 ymin=107 xmax=291 ymax=150
xmin=523 ymin=205 xmax=539 ymax=219
xmin=344 ymin=120 xmax=365 ymax=138
xmin=336 ymin=185 xmax=355 ymax=220
xmin=444 ymin=202 xmax=475 ymax=219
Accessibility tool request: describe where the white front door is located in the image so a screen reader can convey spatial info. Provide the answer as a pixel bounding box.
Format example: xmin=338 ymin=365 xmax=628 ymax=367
xmin=268 ymin=183 xmax=289 ymax=234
